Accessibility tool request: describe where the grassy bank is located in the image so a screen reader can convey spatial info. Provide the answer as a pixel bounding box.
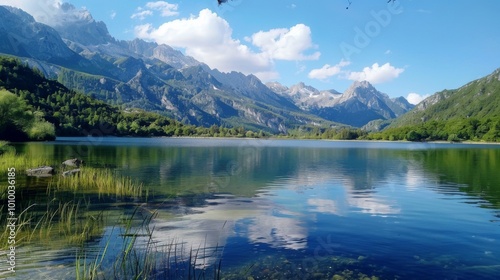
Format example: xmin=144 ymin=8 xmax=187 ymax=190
xmin=0 ymin=144 xmax=147 ymax=249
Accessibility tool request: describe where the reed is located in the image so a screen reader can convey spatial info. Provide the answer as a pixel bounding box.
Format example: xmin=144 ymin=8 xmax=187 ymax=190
xmin=0 ymin=199 xmax=104 ymax=250
xmin=75 ymin=207 xmax=223 ymax=280
xmin=47 ymin=167 xmax=146 ymax=199
xmin=0 ymin=148 xmax=53 ymax=173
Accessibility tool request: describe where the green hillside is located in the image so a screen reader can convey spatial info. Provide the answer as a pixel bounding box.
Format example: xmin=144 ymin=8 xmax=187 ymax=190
xmin=369 ymin=68 xmax=500 ymax=142
xmin=0 ymin=56 xmax=262 ymax=141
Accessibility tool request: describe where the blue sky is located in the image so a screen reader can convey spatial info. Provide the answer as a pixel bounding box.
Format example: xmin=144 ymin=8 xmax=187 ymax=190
xmin=2 ymin=0 xmax=500 ymax=104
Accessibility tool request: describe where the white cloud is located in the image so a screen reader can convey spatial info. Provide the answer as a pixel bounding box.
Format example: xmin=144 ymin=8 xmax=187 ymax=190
xmin=135 ymin=9 xmax=319 ymax=81
xmin=132 ymin=2 xmax=178 ymax=20
xmin=131 ymin=10 xmax=153 ymax=20
xmin=385 ymin=49 xmax=392 ymax=55
xmin=145 ymin=1 xmax=179 ymax=17
xmin=110 ymin=10 xmax=116 ymax=20
xmin=406 ymin=92 xmax=429 ymax=105
xmin=308 ymin=59 xmax=350 ymax=80
xmin=347 ymin=62 xmax=404 ymax=84
xmin=249 ymin=24 xmax=320 ymax=61
xmin=135 ymin=9 xmax=273 ymax=78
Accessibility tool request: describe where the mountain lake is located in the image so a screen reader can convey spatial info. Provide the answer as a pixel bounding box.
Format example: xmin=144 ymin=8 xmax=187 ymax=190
xmin=3 ymin=137 xmax=500 ymax=279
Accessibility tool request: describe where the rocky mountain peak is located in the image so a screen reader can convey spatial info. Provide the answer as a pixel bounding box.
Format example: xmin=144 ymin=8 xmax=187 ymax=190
xmin=345 ymin=80 xmax=376 ymax=95
xmin=339 ymin=80 xmax=389 ymax=104
xmin=0 ymin=5 xmax=77 ymax=62
xmin=265 ymin=81 xmax=289 ymax=94
xmin=51 ymin=4 xmax=115 ymax=46
xmin=289 ymin=82 xmax=319 ymax=96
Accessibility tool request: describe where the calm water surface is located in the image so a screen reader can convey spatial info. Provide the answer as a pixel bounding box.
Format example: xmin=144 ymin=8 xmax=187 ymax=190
xmin=5 ymin=137 xmax=500 ymax=279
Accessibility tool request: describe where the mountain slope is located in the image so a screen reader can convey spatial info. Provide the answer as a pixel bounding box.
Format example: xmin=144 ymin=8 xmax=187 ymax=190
xmin=390 ymin=68 xmax=500 ymax=127
xmin=368 ymin=68 xmax=500 ymax=142
xmin=0 ymin=5 xmax=338 ymax=133
xmin=0 ymin=56 xmax=262 ymax=139
xmin=0 ymin=6 xmax=80 ymax=65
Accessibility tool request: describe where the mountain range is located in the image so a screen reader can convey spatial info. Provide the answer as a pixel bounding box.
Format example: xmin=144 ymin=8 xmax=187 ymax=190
xmin=0 ymin=5 xmax=414 ymax=132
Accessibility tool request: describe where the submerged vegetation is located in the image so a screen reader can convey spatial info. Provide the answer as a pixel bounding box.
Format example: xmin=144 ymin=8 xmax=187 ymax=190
xmin=0 ymin=144 xmax=226 ymax=279
xmin=75 ymin=208 xmax=224 ymax=280
xmin=48 ymin=167 xmax=145 ymax=198
xmin=0 ymin=148 xmax=146 ymax=249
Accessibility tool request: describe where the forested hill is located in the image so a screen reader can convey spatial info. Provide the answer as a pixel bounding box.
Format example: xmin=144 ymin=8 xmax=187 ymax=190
xmin=370 ymin=68 xmax=500 ymax=142
xmin=0 ymin=56 xmax=260 ymax=141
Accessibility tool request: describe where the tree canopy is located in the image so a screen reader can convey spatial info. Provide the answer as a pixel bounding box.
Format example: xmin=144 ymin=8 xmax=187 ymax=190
xmin=0 ymin=89 xmax=55 ymax=141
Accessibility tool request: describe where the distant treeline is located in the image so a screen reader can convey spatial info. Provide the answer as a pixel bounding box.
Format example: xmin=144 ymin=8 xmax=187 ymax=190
xmin=287 ymin=126 xmax=367 ymax=140
xmin=287 ymin=117 xmax=500 ymax=143
xmin=368 ymin=118 xmax=500 ymax=142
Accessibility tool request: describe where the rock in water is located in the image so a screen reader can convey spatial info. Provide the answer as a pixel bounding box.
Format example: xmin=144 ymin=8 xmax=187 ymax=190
xmin=26 ymin=166 xmax=54 ymax=177
xmin=62 ymin=158 xmax=83 ymax=167
xmin=62 ymin=168 xmax=80 ymax=177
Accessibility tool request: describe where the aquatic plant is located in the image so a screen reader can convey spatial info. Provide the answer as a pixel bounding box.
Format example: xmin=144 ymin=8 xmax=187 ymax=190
xmin=0 ymin=149 xmax=53 ymax=175
xmin=47 ymin=167 xmax=146 ymax=199
xmin=75 ymin=207 xmax=223 ymax=280
xmin=0 ymin=147 xmax=147 ymax=250
xmin=0 ymin=199 xmax=104 ymax=250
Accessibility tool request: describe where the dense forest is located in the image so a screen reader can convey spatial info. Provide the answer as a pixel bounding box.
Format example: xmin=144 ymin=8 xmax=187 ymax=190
xmin=0 ymin=57 xmax=263 ymax=141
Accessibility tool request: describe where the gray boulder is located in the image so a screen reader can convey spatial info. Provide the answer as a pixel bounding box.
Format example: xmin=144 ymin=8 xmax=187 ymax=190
xmin=62 ymin=158 xmax=83 ymax=168
xmin=62 ymin=168 xmax=80 ymax=177
xmin=26 ymin=166 xmax=54 ymax=177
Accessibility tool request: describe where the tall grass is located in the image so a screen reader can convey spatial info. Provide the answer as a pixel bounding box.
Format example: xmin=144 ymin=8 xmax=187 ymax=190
xmin=0 ymin=144 xmax=223 ymax=279
xmin=0 ymin=148 xmax=54 ymax=173
xmin=75 ymin=207 xmax=223 ymax=280
xmin=0 ymin=144 xmax=147 ymax=250
xmin=47 ymin=167 xmax=147 ymax=199
xmin=0 ymin=200 xmax=104 ymax=250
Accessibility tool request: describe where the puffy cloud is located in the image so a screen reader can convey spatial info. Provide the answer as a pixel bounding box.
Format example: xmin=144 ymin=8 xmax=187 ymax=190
xmin=136 ymin=9 xmax=321 ymax=81
xmin=347 ymin=62 xmax=404 ymax=84
xmin=308 ymin=59 xmax=350 ymax=80
xmin=131 ymin=2 xmax=178 ymax=20
xmin=145 ymin=1 xmax=178 ymax=17
xmin=249 ymin=24 xmax=320 ymax=61
xmin=135 ymin=9 xmax=270 ymax=75
xmin=406 ymin=92 xmax=430 ymax=105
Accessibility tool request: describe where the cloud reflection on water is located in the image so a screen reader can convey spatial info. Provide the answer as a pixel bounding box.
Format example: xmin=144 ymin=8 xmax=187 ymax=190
xmin=149 ymin=194 xmax=308 ymax=266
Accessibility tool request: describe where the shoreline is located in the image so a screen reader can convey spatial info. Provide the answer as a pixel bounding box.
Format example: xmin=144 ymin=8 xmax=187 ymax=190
xmin=4 ymin=135 xmax=500 ymax=147
xmin=55 ymin=136 xmax=500 ymax=146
